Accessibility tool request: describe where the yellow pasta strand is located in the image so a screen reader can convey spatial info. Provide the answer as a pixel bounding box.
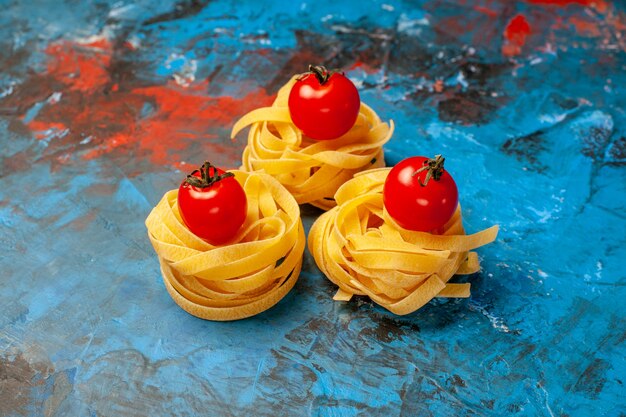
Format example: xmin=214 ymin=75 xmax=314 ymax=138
xmin=231 ymin=76 xmax=394 ymax=210
xmin=308 ymin=168 xmax=499 ymax=315
xmin=146 ymin=171 xmax=305 ymax=321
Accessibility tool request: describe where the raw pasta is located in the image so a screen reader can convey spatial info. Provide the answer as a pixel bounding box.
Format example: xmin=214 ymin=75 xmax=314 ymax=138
xmin=308 ymin=168 xmax=499 ymax=315
xmin=145 ymin=171 xmax=305 ymax=321
xmin=231 ymin=76 xmax=394 ymax=210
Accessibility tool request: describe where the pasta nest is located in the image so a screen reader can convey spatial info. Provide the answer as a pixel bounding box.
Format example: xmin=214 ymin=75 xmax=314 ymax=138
xmin=231 ymin=76 xmax=394 ymax=211
xmin=145 ymin=171 xmax=305 ymax=321
xmin=308 ymin=168 xmax=499 ymax=315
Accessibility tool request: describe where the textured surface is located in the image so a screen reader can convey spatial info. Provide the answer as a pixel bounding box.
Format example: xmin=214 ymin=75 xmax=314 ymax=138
xmin=1 ymin=0 xmax=625 ymax=416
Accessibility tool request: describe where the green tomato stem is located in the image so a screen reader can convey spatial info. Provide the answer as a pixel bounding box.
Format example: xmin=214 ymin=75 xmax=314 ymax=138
xmin=308 ymin=64 xmax=330 ymax=84
xmin=412 ymin=154 xmax=446 ymax=187
xmin=185 ymin=161 xmax=234 ymax=188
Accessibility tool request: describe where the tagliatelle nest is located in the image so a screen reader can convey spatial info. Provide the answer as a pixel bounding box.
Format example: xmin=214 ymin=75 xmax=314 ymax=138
xmin=145 ymin=171 xmax=305 ymax=321
xmin=308 ymin=169 xmax=499 ymax=315
xmin=231 ymin=76 xmax=394 ymax=211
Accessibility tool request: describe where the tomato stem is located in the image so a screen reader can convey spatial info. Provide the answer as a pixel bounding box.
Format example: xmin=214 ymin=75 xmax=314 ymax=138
xmin=308 ymin=64 xmax=330 ymax=84
xmin=185 ymin=161 xmax=234 ymax=188
xmin=412 ymin=154 xmax=445 ymax=186
xmin=295 ymin=64 xmax=343 ymax=85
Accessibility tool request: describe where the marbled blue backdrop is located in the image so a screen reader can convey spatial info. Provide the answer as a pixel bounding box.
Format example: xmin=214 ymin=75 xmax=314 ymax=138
xmin=0 ymin=0 xmax=624 ymax=415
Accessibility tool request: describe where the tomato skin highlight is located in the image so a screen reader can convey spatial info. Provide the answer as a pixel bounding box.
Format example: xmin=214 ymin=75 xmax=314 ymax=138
xmin=383 ymin=156 xmax=459 ymax=233
xmin=288 ymin=70 xmax=360 ymax=140
xmin=177 ymin=165 xmax=247 ymax=245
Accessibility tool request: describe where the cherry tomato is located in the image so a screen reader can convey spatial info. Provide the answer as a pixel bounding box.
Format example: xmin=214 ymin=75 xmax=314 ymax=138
xmin=288 ymin=64 xmax=360 ymax=140
xmin=383 ymin=155 xmax=459 ymax=232
xmin=177 ymin=161 xmax=247 ymax=245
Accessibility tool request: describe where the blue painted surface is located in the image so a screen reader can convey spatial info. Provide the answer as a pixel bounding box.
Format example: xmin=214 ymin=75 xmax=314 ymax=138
xmin=1 ymin=0 xmax=625 ymax=416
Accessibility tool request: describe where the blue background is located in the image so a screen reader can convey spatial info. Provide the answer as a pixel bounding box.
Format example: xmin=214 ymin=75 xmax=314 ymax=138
xmin=0 ymin=0 xmax=625 ymax=415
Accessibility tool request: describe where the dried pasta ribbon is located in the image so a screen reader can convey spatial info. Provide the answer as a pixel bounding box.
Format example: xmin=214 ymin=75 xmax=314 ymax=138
xmin=308 ymin=168 xmax=499 ymax=315
xmin=231 ymin=76 xmax=394 ymax=210
xmin=146 ymin=171 xmax=305 ymax=321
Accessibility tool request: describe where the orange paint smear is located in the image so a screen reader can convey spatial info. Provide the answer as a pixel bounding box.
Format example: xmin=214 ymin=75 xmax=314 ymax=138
xmin=45 ymin=42 xmax=111 ymax=92
xmin=83 ymin=84 xmax=272 ymax=164
xmin=526 ymin=0 xmax=608 ymax=12
xmin=569 ymin=16 xmax=603 ymax=36
xmin=23 ymin=39 xmax=274 ymax=167
xmin=474 ymin=5 xmax=499 ymax=18
xmin=502 ymin=14 xmax=532 ymax=57
xmin=27 ymin=121 xmax=67 ymax=139
xmin=348 ymin=60 xmax=380 ymax=74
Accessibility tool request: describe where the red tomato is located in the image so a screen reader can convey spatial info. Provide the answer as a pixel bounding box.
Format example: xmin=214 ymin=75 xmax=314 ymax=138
xmin=177 ymin=162 xmax=247 ymax=245
xmin=288 ymin=65 xmax=360 ymax=140
xmin=383 ymin=155 xmax=459 ymax=232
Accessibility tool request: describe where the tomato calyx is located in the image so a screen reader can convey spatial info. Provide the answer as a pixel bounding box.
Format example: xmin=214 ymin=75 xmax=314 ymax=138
xmin=412 ymin=154 xmax=446 ymax=187
xmin=184 ymin=161 xmax=234 ymax=189
xmin=297 ymin=64 xmax=339 ymax=85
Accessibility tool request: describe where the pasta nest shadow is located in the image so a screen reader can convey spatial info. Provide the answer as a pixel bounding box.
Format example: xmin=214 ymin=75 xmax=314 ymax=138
xmin=231 ymin=76 xmax=394 ymax=211
xmin=146 ymin=171 xmax=305 ymax=321
xmin=308 ymin=168 xmax=498 ymax=315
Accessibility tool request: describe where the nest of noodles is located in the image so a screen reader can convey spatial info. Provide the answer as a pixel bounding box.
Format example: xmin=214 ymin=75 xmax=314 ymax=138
xmin=146 ymin=171 xmax=305 ymax=321
xmin=231 ymin=76 xmax=394 ymax=210
xmin=308 ymin=168 xmax=498 ymax=315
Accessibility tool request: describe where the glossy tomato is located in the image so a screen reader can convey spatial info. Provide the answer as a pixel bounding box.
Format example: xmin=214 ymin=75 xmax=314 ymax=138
xmin=288 ymin=64 xmax=360 ymax=140
xmin=177 ymin=161 xmax=247 ymax=245
xmin=383 ymin=155 xmax=458 ymax=232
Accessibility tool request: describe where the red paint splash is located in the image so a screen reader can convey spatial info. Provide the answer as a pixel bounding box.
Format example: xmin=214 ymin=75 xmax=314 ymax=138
xmin=474 ymin=5 xmax=499 ymax=18
xmin=568 ymin=16 xmax=603 ymax=36
xmin=82 ymin=81 xmax=272 ymax=165
xmin=2 ymin=38 xmax=274 ymax=170
xmin=347 ymin=60 xmax=380 ymax=74
xmin=45 ymin=42 xmax=111 ymax=92
xmin=525 ymin=0 xmax=608 ymax=12
xmin=502 ymin=14 xmax=532 ymax=57
xmin=526 ymin=0 xmax=593 ymax=5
